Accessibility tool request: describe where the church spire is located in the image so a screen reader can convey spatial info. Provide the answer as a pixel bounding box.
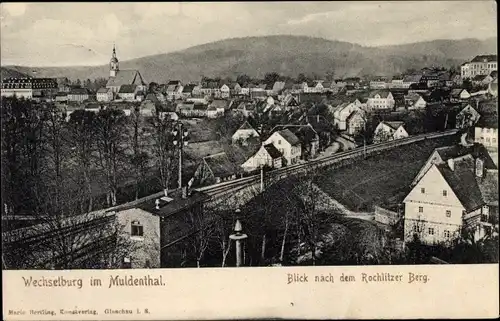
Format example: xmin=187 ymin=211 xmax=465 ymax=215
xmin=109 ymin=43 xmax=119 ymax=77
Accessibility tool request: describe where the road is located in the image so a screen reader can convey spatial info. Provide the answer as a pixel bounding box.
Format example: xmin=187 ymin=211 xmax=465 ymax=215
xmin=336 ymin=135 xmax=357 ymax=151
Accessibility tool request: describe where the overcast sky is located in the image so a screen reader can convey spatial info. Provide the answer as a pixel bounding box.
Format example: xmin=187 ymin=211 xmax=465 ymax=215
xmin=1 ymin=1 xmax=497 ymax=66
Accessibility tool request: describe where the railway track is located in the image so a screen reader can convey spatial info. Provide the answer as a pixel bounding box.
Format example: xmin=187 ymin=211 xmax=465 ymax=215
xmin=196 ymin=129 xmax=459 ymax=198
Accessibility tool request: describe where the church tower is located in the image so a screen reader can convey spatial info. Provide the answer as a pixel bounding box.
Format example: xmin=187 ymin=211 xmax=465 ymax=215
xmin=109 ymin=44 xmax=119 ymax=77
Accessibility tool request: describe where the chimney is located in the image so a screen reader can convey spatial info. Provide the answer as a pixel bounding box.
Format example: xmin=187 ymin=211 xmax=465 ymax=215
xmin=447 ymin=158 xmax=455 ymax=171
xmin=475 ymin=158 xmax=484 ymax=178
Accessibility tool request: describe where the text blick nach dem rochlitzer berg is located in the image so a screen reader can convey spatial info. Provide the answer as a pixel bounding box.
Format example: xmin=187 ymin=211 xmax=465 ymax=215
xmin=287 ymin=272 xmax=429 ymax=284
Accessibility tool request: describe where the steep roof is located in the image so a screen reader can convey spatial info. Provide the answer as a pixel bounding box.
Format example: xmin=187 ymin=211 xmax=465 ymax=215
xmin=473 ymin=74 xmax=488 ymax=81
xmin=182 ymin=84 xmax=196 ymax=93
xmin=167 ymin=80 xmax=181 ymax=86
xmin=97 ymin=87 xmax=110 ymax=94
xmin=209 ymin=99 xmax=229 ymax=110
xmin=237 ymin=120 xmax=257 ymax=131
xmin=106 ymin=70 xmax=145 ymax=87
xmin=263 ymin=144 xmax=282 ymax=159
xmin=436 ymin=156 xmax=486 ymax=212
xmin=203 ymin=152 xmax=240 ymax=178
xmin=69 ymin=88 xmax=89 ymax=95
xmin=475 ymin=113 xmax=498 ymax=129
xmin=346 ymin=110 xmax=364 ymax=123
xmin=145 ymin=93 xmax=160 ymax=103
xmin=450 ymin=88 xmax=468 ymax=97
xmin=434 ymin=143 xmax=497 ymax=170
xmin=471 ymin=55 xmax=497 ymax=63
xmin=403 ymin=74 xmax=422 ymax=83
xmin=369 ymin=90 xmax=392 ymax=99
xmin=383 ymin=121 xmax=405 ymax=130
xmin=277 ymin=129 xmax=301 ymax=146
xmin=118 ymin=84 xmax=137 ymax=93
xmin=478 ymin=169 xmax=499 ymax=205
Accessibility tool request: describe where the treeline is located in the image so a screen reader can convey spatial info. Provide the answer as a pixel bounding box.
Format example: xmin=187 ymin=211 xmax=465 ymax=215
xmin=59 ymin=77 xmax=108 ymax=92
xmin=198 ymin=72 xmax=335 ymax=88
xmin=1 ymin=96 xmax=181 ymax=223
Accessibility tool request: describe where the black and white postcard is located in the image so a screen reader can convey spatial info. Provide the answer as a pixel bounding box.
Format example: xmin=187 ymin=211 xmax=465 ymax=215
xmin=1 ymin=1 xmax=498 ymax=319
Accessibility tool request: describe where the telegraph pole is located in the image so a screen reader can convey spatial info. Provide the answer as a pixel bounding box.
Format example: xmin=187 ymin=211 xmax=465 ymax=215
xmin=173 ymin=122 xmax=188 ymax=190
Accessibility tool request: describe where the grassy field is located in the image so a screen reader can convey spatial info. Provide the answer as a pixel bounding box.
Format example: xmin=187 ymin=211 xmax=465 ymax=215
xmin=314 ymin=135 xmax=459 ymax=212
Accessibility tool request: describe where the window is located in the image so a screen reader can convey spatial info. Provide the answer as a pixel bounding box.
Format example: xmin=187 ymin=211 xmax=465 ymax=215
xmin=131 ymin=220 xmax=143 ymax=237
xmin=446 ymin=210 xmax=451 ymax=217
xmin=418 ymin=206 xmax=423 ymax=213
xmin=444 ymin=230 xmax=450 ymax=238
xmin=442 ymin=190 xmax=447 ymax=197
xmin=428 ymin=228 xmax=434 ymax=235
xmin=278 ymin=140 xmax=281 ymax=145
xmin=420 ymin=188 xmax=425 ymax=194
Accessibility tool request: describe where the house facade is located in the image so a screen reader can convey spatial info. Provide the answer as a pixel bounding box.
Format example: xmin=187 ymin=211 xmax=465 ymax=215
xmin=67 ymin=88 xmax=90 ymax=102
xmin=404 ymin=155 xmax=497 ymax=245
xmin=373 ymin=121 xmax=409 ymax=143
xmin=405 ymin=93 xmax=427 ymax=110
xmin=366 ymin=91 xmax=395 ymax=110
xmin=475 ymin=125 xmax=498 ymax=151
xmin=450 ymin=89 xmax=471 ymax=102
xmin=346 ymin=110 xmax=365 ymax=136
xmin=191 ymin=152 xmax=240 ymax=187
xmin=241 ymin=144 xmax=282 ymax=172
xmin=461 ymin=55 xmax=497 ymax=79
xmin=97 ymin=88 xmax=113 ymax=102
xmin=263 ymin=129 xmax=302 ymax=165
xmin=232 ymin=121 xmax=260 ymax=145
xmin=331 ymin=99 xmax=364 ymax=131
xmin=1 ymin=77 xmax=58 ymax=99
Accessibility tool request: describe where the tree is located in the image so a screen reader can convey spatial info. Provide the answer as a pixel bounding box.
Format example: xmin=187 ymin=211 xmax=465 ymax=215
xmin=149 ymin=115 xmax=176 ymax=196
xmin=95 ymin=109 xmax=128 ymax=206
xmin=67 ymin=109 xmax=98 ymax=211
xmin=264 ymin=72 xmax=280 ymax=87
xmin=186 ymin=208 xmax=217 ymax=267
xmin=290 ymin=176 xmax=325 ymax=265
xmin=129 ymin=109 xmax=149 ymax=200
xmin=297 ymin=73 xmax=310 ymax=84
xmin=41 ymin=104 xmax=70 ymax=213
xmin=1 ymin=96 xmax=46 ymax=217
xmin=236 ymin=74 xmax=252 ymax=86
xmin=148 ymin=82 xmax=159 ymax=93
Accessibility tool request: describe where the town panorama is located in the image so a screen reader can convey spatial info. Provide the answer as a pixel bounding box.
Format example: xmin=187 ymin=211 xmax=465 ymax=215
xmin=1 ymin=2 xmax=498 ymax=269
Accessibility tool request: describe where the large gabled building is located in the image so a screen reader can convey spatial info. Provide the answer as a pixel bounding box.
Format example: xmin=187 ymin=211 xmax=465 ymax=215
xmin=461 ymin=55 xmax=497 ymax=79
xmin=403 ymin=145 xmax=498 ymax=245
xmin=105 ymin=45 xmax=147 ymax=94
